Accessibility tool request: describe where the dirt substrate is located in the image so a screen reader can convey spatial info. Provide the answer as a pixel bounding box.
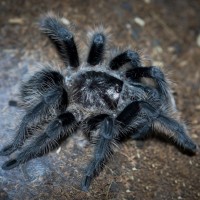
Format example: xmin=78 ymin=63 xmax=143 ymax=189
xmin=0 ymin=0 xmax=200 ymax=199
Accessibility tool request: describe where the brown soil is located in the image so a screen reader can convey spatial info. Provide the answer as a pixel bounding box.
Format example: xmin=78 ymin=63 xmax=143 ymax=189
xmin=0 ymin=0 xmax=200 ymax=200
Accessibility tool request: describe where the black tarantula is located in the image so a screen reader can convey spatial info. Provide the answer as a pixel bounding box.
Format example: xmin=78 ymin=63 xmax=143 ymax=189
xmin=0 ymin=14 xmax=197 ymax=191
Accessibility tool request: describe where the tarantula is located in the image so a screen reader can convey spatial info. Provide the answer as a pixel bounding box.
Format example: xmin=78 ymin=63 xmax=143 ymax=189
xmin=0 ymin=14 xmax=197 ymax=191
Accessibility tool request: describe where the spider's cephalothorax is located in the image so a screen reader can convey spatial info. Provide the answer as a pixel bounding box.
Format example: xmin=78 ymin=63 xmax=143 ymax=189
xmin=72 ymin=71 xmax=123 ymax=111
xmin=0 ymin=13 xmax=198 ymax=191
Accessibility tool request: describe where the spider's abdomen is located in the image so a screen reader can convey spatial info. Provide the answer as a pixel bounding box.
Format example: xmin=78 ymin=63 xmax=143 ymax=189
xmin=72 ymin=71 xmax=123 ymax=110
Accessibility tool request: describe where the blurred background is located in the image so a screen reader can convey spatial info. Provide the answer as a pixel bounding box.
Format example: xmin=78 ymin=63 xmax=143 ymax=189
xmin=0 ymin=0 xmax=200 ymax=199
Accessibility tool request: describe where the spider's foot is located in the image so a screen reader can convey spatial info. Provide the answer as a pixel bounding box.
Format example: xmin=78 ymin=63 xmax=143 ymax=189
xmin=81 ymin=175 xmax=92 ymax=192
xmin=181 ymin=140 xmax=199 ymax=155
xmin=2 ymin=159 xmax=20 ymax=170
xmin=0 ymin=144 xmax=17 ymax=156
xmin=110 ymin=50 xmax=141 ymax=70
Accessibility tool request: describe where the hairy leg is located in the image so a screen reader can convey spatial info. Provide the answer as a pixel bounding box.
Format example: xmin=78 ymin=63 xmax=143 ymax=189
xmin=0 ymin=70 xmax=68 ymax=156
xmin=20 ymin=69 xmax=66 ymax=108
xmin=116 ymin=100 xmax=197 ymax=153
xmin=2 ymin=112 xmax=77 ymax=170
xmin=81 ymin=117 xmax=117 ymax=191
xmin=109 ymin=50 xmax=141 ymax=70
xmin=87 ymin=32 xmax=106 ymax=66
xmin=153 ymin=114 xmax=198 ymax=154
xmin=40 ymin=14 xmax=79 ymax=68
xmin=126 ymin=66 xmax=172 ymax=104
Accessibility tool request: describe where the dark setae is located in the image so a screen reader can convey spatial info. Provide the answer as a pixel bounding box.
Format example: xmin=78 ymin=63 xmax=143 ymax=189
xmin=0 ymin=13 xmax=197 ymax=191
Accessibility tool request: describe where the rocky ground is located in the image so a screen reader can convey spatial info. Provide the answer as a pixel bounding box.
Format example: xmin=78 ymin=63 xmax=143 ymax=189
xmin=0 ymin=0 xmax=200 ymax=199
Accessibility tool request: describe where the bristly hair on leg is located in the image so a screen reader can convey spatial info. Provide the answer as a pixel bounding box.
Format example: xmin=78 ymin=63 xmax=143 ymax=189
xmin=152 ymin=113 xmax=198 ymax=154
xmin=86 ymin=25 xmax=111 ymax=66
xmin=134 ymin=47 xmax=152 ymax=66
xmin=0 ymin=81 xmax=69 ymax=156
xmin=81 ymin=117 xmax=119 ymax=191
xmin=19 ymin=66 xmax=67 ymax=110
xmin=108 ymin=45 xmax=147 ymax=70
xmin=1 ymin=112 xmax=78 ymax=170
xmin=40 ymin=12 xmax=79 ymax=68
xmin=109 ymin=49 xmax=142 ymax=70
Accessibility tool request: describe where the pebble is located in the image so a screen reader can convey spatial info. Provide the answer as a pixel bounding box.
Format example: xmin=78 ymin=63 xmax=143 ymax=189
xmin=179 ymin=61 xmax=188 ymax=67
xmin=153 ymin=46 xmax=163 ymax=54
xmin=137 ymin=152 xmax=140 ymax=158
xmin=168 ymin=46 xmax=175 ymax=52
xmin=126 ymin=23 xmax=131 ymax=29
xmin=192 ymin=134 xmax=198 ymax=139
xmin=195 ymin=105 xmax=200 ymax=110
xmin=192 ymin=119 xmax=198 ymax=124
xmin=132 ymin=167 xmax=137 ymax=171
xmin=152 ymin=61 xmax=164 ymax=67
xmin=8 ymin=17 xmax=24 ymax=24
xmin=134 ymin=17 xmax=145 ymax=27
xmin=61 ymin=18 xmax=70 ymax=25
xmin=196 ymin=34 xmax=200 ymax=47
xmin=56 ymin=147 xmax=61 ymax=154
